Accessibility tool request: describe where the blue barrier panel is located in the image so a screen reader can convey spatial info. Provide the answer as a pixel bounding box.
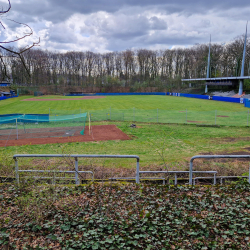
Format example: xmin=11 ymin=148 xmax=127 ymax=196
xmin=66 ymin=92 xmax=166 ymax=96
xmin=245 ymin=99 xmax=250 ymax=108
xmin=167 ymin=92 xmax=245 ymax=104
xmin=6 ymin=95 xmax=19 ymax=99
xmin=212 ymin=96 xmax=241 ymax=103
xmin=180 ymin=93 xmax=209 ymax=100
xmin=0 ymin=95 xmax=18 ymax=101
xmin=96 ymin=92 xmax=166 ymax=96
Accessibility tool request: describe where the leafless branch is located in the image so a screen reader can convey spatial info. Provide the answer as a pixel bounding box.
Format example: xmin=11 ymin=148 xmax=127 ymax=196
xmin=0 ymin=0 xmax=11 ymax=14
xmin=0 ymin=0 xmax=40 ymax=80
xmin=1 ymin=19 xmax=35 ymax=44
xmin=0 ymin=0 xmax=11 ymax=29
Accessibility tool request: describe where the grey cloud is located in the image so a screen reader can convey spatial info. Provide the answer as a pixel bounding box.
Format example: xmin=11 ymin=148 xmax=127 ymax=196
xmin=100 ymin=15 xmax=150 ymax=40
xmin=1 ymin=0 xmax=250 ymax=53
xmin=48 ymin=23 xmax=77 ymax=44
xmin=149 ymin=16 xmax=167 ymax=30
xmin=2 ymin=0 xmax=250 ymax=24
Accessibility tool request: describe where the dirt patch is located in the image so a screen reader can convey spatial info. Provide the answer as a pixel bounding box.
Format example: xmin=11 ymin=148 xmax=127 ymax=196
xmin=217 ymin=115 xmax=229 ymax=117
xmin=22 ymin=96 xmax=106 ymax=101
xmin=213 ymin=137 xmax=250 ymax=143
xmin=0 ymin=125 xmax=130 ymax=147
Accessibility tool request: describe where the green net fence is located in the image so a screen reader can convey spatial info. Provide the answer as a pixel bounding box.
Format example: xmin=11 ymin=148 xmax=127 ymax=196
xmin=1 ymin=108 xmax=249 ymax=141
xmin=88 ymin=108 xmax=250 ymax=127
xmin=0 ymin=112 xmax=87 ymax=140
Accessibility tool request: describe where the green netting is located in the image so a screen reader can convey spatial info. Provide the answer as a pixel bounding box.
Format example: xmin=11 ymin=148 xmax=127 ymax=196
xmin=34 ymin=91 xmax=43 ymax=96
xmin=88 ymin=108 xmax=250 ymax=126
xmin=49 ymin=109 xmax=83 ymax=116
xmin=0 ymin=112 xmax=87 ymax=141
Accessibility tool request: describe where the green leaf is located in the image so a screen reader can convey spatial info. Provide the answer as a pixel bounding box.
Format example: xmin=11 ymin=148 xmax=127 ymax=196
xmin=46 ymin=234 xmax=57 ymax=241
xmin=61 ymin=225 xmax=70 ymax=231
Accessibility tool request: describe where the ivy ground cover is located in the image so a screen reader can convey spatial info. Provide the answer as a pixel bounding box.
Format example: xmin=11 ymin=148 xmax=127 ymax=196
xmin=1 ymin=181 xmax=250 ymax=249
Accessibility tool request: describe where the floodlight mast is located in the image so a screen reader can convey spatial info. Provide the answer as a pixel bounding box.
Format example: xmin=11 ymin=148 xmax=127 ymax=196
xmin=239 ymin=21 xmax=248 ymax=95
xmin=205 ymin=35 xmax=211 ymax=94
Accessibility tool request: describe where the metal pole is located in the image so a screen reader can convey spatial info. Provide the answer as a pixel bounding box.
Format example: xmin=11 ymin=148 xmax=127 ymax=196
xmin=186 ymin=109 xmax=187 ymax=123
xmin=214 ymin=173 xmax=216 ymax=185
xmin=189 ymin=160 xmax=193 ymax=185
xmin=53 ymin=170 xmax=56 ymax=185
xmin=157 ymin=108 xmax=158 ymax=123
xmin=15 ymin=158 xmax=19 ymax=185
xmin=249 ymin=166 xmax=250 ymax=184
xmin=215 ymin=110 xmax=217 ymax=125
xmin=175 ymin=174 xmax=177 ymax=185
xmin=75 ymin=157 xmax=79 ymax=184
xmin=248 ymin=110 xmax=249 ymax=126
xmin=136 ymin=159 xmax=140 ymax=184
xmin=16 ymin=119 xmax=18 ymax=140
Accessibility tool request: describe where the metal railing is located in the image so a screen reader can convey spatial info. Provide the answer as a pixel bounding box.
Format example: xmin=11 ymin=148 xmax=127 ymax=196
xmin=13 ymin=154 xmax=250 ymax=185
xmin=109 ymin=177 xmax=166 ymax=184
xmin=138 ymin=171 xmax=217 ymax=185
xmin=193 ymin=176 xmax=249 ymax=185
xmin=19 ymin=170 xmax=94 ymax=184
xmin=189 ymin=155 xmax=250 ymax=185
xmin=13 ymin=154 xmax=140 ymax=184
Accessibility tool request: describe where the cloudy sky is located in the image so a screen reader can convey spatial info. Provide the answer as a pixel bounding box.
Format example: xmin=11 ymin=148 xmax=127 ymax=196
xmin=0 ymin=0 xmax=249 ymax=53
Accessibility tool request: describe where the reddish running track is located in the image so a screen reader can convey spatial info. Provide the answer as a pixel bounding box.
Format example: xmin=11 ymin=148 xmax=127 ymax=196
xmin=0 ymin=125 xmax=130 ymax=147
xmin=22 ymin=96 xmax=106 ymax=101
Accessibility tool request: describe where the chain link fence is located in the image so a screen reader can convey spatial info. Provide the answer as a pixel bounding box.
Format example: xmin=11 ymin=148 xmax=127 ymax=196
xmin=88 ymin=108 xmax=250 ymax=126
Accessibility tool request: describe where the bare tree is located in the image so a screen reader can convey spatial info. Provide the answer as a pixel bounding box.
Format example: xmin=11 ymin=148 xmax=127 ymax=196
xmin=0 ymin=0 xmax=39 ymax=81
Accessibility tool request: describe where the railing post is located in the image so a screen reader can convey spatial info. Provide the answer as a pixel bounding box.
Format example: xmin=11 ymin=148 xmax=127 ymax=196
xmin=75 ymin=157 xmax=79 ymax=184
xmin=175 ymin=174 xmax=177 ymax=185
xmin=247 ymin=110 xmax=249 ymax=126
xmin=136 ymin=158 xmax=140 ymax=184
xmin=249 ymin=167 xmax=250 ymax=184
xmin=189 ymin=158 xmax=193 ymax=185
xmin=16 ymin=118 xmax=18 ymax=140
xmin=214 ymin=173 xmax=216 ymax=185
xmin=15 ymin=158 xmax=19 ymax=185
xmin=53 ymin=170 xmax=56 ymax=185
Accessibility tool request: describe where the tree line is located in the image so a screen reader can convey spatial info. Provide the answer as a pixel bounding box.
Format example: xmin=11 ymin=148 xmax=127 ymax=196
xmin=1 ymin=35 xmax=250 ymax=93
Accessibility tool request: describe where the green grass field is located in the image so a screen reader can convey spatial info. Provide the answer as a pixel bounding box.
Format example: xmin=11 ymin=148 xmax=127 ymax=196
xmin=0 ymin=95 xmax=248 ymax=114
xmin=0 ymin=95 xmax=250 ymax=177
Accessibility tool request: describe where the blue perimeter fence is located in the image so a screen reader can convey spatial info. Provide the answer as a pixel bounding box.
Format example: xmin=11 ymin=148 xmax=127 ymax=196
xmin=66 ymin=92 xmax=249 ymax=106
xmin=167 ymin=92 xmax=245 ymax=104
xmin=0 ymin=95 xmax=18 ymax=101
xmin=66 ymin=92 xmax=166 ymax=96
xmin=1 ymin=92 xmax=250 ymax=107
